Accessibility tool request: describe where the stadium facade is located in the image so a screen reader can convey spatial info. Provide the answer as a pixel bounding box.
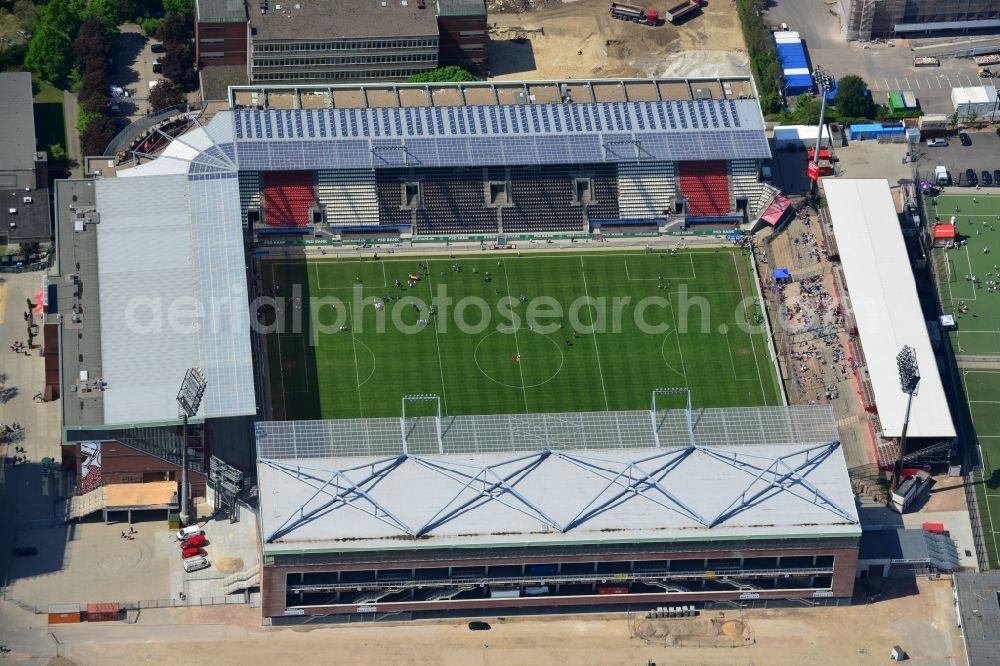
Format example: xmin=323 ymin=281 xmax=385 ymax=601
xmin=218 ymin=79 xmax=780 ymax=238
xmin=838 ymin=0 xmax=1000 ymax=40
xmin=255 ymin=405 xmax=861 ymax=622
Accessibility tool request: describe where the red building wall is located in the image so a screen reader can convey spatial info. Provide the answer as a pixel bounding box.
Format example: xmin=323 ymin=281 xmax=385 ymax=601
xmin=436 ymin=15 xmax=486 ymax=75
xmin=196 ymin=21 xmax=248 ymax=68
xmin=65 ymin=442 xmax=207 ymax=495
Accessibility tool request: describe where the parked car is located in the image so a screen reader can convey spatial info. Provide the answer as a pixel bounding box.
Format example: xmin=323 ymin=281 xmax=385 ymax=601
xmin=182 ymin=546 xmax=207 ymax=559
xmin=468 ymin=621 xmax=491 ymax=631
xmin=960 ymin=132 xmax=972 ymax=146
xmin=180 ymin=534 xmax=208 ymax=548
xmin=150 ymin=42 xmax=165 ymax=53
xmin=983 ymin=170 xmax=994 ymax=186
xmin=110 ymin=85 xmax=129 ymax=98
xmin=12 ymin=546 xmax=37 ymax=556
xmin=176 ymin=525 xmax=202 ymax=541
xmin=926 ymin=138 xmax=948 ymax=147
xmin=966 ymin=168 xmax=978 ymax=187
xmin=183 ymin=555 xmax=210 ymax=573
xmin=994 ymin=169 xmax=1000 ymax=185
xmin=152 ymin=59 xmax=162 ymax=74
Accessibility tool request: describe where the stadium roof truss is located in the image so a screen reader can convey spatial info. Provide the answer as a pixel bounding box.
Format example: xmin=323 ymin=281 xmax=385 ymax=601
xmin=259 ymin=441 xmax=854 ymax=544
xmin=256 ymin=405 xmax=858 ymax=549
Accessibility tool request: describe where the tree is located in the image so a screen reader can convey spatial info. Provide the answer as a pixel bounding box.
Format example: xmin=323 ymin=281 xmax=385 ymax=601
xmin=966 ymin=109 xmax=978 ymax=125
xmin=25 ymin=25 xmax=72 ymax=82
xmin=74 ymin=17 xmax=112 ymax=66
xmin=157 ymin=13 xmax=192 ymax=44
xmin=37 ymin=0 xmax=83 ymax=38
xmin=48 ymin=143 xmax=68 ymax=162
xmin=791 ymin=94 xmax=821 ymax=125
xmin=81 ymin=0 xmax=122 ymax=34
xmin=834 ymin=74 xmax=873 ymax=119
xmin=949 ymin=110 xmax=960 ymax=127
xmin=80 ymin=114 xmax=118 ymax=156
xmin=80 ymin=68 xmax=111 ymax=102
xmin=407 ymin=66 xmax=479 ymax=83
xmin=161 ymin=42 xmax=194 ymax=87
xmin=148 ymin=79 xmax=184 ymax=111
xmin=139 ymin=16 xmax=165 ymax=38
xmin=162 ymin=0 xmax=192 ymax=15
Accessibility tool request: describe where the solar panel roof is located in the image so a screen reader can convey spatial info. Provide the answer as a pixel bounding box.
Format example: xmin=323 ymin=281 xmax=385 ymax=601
xmin=226 ymin=99 xmax=770 ymax=169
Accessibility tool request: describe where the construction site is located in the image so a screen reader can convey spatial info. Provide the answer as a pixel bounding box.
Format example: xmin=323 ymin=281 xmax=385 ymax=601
xmin=485 ymin=0 xmax=748 ymax=80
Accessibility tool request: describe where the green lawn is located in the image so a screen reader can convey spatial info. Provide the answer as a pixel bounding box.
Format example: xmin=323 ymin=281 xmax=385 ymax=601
xmin=962 ymin=369 xmax=1000 ymax=568
xmin=930 ymin=192 xmax=1000 ymax=356
xmin=261 ymin=248 xmax=782 ymax=421
xmin=32 ymin=80 xmax=65 ymax=155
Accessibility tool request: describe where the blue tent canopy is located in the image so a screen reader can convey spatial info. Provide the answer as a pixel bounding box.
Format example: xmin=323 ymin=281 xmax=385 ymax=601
xmin=773 ymin=268 xmax=791 ymax=279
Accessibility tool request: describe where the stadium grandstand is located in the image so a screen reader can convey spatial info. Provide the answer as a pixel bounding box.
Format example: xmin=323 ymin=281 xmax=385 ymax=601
xmin=255 ymin=402 xmax=860 ymax=622
xmin=821 ymin=178 xmax=957 ymax=473
xmin=112 ymin=78 xmax=778 ymax=241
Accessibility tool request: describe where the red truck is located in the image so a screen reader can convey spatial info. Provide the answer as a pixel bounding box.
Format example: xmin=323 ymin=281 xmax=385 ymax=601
xmin=609 ymin=2 xmax=659 ymax=25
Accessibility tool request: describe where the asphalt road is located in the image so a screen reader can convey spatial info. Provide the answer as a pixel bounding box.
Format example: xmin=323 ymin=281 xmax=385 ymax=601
xmin=762 ymin=0 xmax=1000 ymax=115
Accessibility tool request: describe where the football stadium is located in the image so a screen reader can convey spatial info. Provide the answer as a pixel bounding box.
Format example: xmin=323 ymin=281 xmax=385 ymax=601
xmin=50 ymin=76 xmax=863 ymax=622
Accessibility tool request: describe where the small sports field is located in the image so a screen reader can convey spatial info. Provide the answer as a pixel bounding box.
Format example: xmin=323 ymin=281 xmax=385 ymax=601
xmin=260 ymin=248 xmax=782 ymax=421
xmin=930 ymin=192 xmax=1000 ymax=567
xmin=931 ymin=192 xmax=1000 ymax=356
xmin=962 ymin=369 xmax=1000 ymax=568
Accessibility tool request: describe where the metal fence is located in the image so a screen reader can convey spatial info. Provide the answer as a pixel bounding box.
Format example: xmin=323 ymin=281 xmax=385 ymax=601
xmin=104 ymin=104 xmax=190 ymax=157
xmin=0 ymin=254 xmax=54 ymax=274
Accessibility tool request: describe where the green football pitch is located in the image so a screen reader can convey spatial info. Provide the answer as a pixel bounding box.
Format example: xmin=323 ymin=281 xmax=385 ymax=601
xmin=260 ymin=248 xmax=782 ymax=421
xmin=930 ymin=193 xmax=1000 ymax=567
xmin=930 ymin=192 xmax=1000 ymax=356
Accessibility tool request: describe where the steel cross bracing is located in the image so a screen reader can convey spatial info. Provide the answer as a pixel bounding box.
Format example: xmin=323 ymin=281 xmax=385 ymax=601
xmin=260 ymin=440 xmax=854 ymax=544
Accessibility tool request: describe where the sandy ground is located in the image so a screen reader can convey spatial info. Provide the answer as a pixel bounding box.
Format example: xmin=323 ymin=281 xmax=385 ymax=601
xmin=25 ymin=578 xmax=963 ymax=666
xmin=486 ymin=0 xmax=748 ymax=80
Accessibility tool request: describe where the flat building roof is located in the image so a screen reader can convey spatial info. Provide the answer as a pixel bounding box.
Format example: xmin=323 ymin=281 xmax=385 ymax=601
xmin=821 ymin=178 xmax=956 ymax=440
xmin=249 ymin=0 xmax=439 ymax=40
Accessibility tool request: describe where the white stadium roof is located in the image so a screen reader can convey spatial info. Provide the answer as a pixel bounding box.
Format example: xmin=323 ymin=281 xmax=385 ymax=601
xmin=256 ymin=405 xmax=859 ymax=554
xmin=822 ymin=178 xmax=955 ymax=440
xmin=93 ymin=133 xmax=256 ymax=424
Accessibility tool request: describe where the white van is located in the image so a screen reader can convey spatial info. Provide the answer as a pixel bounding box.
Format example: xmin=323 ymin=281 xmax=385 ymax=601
xmin=176 ymin=525 xmax=203 ymax=541
xmin=183 ymin=555 xmax=210 ymax=573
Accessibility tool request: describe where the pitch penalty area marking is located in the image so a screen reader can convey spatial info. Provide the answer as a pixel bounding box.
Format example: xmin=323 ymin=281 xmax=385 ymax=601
xmin=311 ymin=260 xmax=388 ymax=291
xmin=623 ymin=253 xmax=696 ymax=281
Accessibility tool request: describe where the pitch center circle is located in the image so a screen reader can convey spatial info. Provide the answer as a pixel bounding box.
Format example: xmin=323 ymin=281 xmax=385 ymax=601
xmin=474 ymin=329 xmax=565 ymax=389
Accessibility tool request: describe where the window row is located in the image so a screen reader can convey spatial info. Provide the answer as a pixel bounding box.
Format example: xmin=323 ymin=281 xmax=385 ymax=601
xmin=254 ymin=68 xmax=429 ymax=81
xmin=253 ymin=53 xmax=437 ymax=68
xmin=253 ymin=39 xmax=437 ymax=53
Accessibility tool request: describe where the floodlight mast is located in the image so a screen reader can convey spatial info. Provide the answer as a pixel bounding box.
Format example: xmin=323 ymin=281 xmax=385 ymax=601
xmin=810 ymin=68 xmax=834 ymax=201
xmin=176 ymin=368 xmax=207 ymax=525
xmin=893 ymin=346 xmax=920 ymax=490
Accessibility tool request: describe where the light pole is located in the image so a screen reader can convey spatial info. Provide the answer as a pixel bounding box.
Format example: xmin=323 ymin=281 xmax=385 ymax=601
xmin=810 ymin=68 xmax=834 ymax=202
xmin=176 ymin=368 xmax=207 ymax=525
xmin=893 ymin=346 xmax=920 ymax=490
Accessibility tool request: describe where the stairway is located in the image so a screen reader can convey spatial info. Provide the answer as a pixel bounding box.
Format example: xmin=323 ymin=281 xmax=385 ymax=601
xmin=424 ymin=586 xmax=475 ymax=602
xmin=223 ymin=565 xmax=261 ymax=594
xmin=352 ymin=588 xmax=403 ymax=605
xmin=62 ymin=486 xmax=107 ymax=521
